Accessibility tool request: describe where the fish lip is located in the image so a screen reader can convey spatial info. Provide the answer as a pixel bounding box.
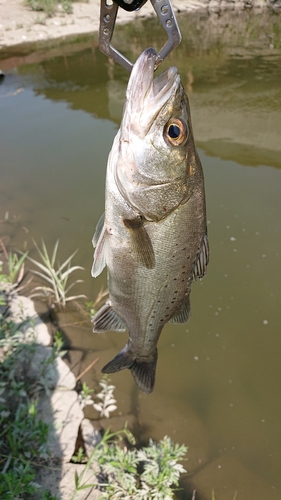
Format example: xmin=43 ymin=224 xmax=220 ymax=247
xmin=123 ymin=48 xmax=180 ymax=135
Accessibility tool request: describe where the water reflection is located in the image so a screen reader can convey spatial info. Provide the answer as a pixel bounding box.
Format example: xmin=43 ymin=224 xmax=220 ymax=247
xmin=0 ymin=9 xmax=281 ymax=498
xmin=4 ymin=11 xmax=280 ymax=169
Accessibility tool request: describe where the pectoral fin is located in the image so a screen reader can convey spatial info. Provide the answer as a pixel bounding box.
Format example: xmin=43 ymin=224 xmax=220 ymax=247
xmin=123 ymin=217 xmax=155 ymax=269
xmin=92 ymin=213 xmax=105 ymax=248
xmin=170 ymin=296 xmax=191 ymax=324
xmin=192 ymin=232 xmax=209 ymax=282
xmin=91 ymin=214 xmax=107 ymax=278
xmin=92 ymin=302 xmax=127 ymax=332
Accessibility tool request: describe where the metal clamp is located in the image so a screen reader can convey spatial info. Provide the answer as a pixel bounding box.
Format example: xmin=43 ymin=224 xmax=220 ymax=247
xmin=99 ymin=0 xmax=182 ymax=72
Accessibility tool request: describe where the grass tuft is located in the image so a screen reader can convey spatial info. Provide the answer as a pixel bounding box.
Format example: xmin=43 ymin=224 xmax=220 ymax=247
xmin=27 ymin=239 xmax=86 ymax=308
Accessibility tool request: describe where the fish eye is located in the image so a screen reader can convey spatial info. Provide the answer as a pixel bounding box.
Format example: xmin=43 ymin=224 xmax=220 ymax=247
xmin=164 ymin=118 xmax=188 ymax=146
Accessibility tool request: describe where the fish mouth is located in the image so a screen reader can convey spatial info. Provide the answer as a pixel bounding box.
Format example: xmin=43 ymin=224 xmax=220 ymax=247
xmin=123 ymin=48 xmax=180 ymax=136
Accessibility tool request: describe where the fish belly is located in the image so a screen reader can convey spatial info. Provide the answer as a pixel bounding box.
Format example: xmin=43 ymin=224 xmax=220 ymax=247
xmin=106 ymin=189 xmax=205 ymax=357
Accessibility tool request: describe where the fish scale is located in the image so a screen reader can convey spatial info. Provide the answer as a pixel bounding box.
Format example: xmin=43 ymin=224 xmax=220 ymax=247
xmin=92 ymin=47 xmax=209 ymax=394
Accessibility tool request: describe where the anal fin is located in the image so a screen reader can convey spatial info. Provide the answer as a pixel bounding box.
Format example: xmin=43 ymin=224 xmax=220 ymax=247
xmin=170 ymin=296 xmax=191 ymax=324
xmin=123 ymin=217 xmax=155 ymax=270
xmin=92 ymin=302 xmax=127 ymax=332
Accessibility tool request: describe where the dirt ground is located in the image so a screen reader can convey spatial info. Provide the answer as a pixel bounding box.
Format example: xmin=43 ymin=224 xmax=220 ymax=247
xmin=0 ymin=0 xmax=213 ymax=52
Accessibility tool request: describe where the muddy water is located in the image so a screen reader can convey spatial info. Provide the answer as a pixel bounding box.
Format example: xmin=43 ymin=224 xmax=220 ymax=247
xmin=1 ymin=10 xmax=281 ymax=499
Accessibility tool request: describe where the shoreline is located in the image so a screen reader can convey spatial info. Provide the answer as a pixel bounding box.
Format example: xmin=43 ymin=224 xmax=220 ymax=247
xmin=0 ymin=0 xmax=279 ymax=63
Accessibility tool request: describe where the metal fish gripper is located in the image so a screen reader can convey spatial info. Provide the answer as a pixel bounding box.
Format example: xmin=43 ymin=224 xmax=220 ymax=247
xmin=99 ymin=0 xmax=182 ymax=72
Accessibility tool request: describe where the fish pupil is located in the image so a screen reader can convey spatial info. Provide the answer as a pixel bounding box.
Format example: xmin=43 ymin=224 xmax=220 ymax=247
xmin=168 ymin=124 xmax=181 ymax=139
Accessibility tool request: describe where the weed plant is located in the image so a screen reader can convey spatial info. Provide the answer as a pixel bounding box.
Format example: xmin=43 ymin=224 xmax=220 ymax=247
xmin=0 ymin=251 xmax=28 ymax=289
xmin=0 ymin=264 xmax=64 ymax=498
xmin=0 ymin=318 xmax=65 ymax=497
xmin=72 ymin=428 xmax=187 ymax=500
xmin=26 ymin=0 xmax=73 ymax=16
xmin=92 ymin=376 xmax=117 ymax=418
xmin=78 ymin=376 xmax=117 ymax=418
xmin=27 ymin=239 xmax=86 ymax=308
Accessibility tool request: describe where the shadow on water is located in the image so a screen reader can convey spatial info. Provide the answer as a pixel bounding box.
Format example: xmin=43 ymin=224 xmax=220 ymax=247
xmin=1 ymin=8 xmax=281 ymax=499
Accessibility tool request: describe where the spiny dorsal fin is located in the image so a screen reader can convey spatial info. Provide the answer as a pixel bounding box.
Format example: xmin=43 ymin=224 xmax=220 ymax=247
xmin=92 ymin=302 xmax=127 ymax=332
xmin=192 ymin=232 xmax=209 ymax=282
xmin=123 ymin=217 xmax=155 ymax=269
xmin=91 ymin=215 xmax=107 ymax=278
xmin=170 ymin=296 xmax=191 ymax=324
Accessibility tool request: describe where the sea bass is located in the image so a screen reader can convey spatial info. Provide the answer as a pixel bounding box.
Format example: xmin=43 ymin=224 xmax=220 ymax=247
xmin=92 ymin=47 xmax=209 ymax=394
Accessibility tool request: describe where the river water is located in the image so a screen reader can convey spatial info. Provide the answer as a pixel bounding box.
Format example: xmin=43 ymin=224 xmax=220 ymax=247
xmin=0 ymin=9 xmax=281 ymax=499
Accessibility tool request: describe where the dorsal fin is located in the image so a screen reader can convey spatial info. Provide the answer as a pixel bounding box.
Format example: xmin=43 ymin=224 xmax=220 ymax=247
xmin=192 ymin=232 xmax=209 ymax=282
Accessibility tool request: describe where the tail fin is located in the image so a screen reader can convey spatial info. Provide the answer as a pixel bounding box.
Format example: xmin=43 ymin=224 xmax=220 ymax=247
xmin=102 ymin=345 xmax=158 ymax=394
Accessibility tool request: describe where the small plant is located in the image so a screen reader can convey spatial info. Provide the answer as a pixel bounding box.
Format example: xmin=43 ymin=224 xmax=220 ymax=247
xmin=72 ymin=446 xmax=87 ymax=464
xmin=77 ymin=376 xmax=117 ymax=418
xmin=7 ymin=251 xmax=28 ymax=286
xmin=52 ymin=329 xmax=65 ymax=355
xmin=26 ymin=0 xmax=57 ymax=17
xmin=93 ymin=376 xmax=117 ymax=419
xmin=85 ymin=287 xmax=108 ymax=319
xmin=0 ymin=461 xmax=40 ymax=499
xmin=35 ymin=14 xmax=47 ymax=24
xmin=62 ymin=0 xmax=73 ymax=14
xmin=27 ymin=239 xmax=86 ymax=307
xmin=78 ymin=381 xmax=95 ymax=409
xmin=71 ymin=428 xmax=187 ymax=500
xmin=0 ymin=248 xmax=28 ymax=288
xmin=26 ymin=0 xmax=74 ymax=17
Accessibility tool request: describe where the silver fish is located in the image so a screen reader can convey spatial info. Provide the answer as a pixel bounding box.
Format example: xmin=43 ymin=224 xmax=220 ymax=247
xmin=92 ymin=47 xmax=209 ymax=394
